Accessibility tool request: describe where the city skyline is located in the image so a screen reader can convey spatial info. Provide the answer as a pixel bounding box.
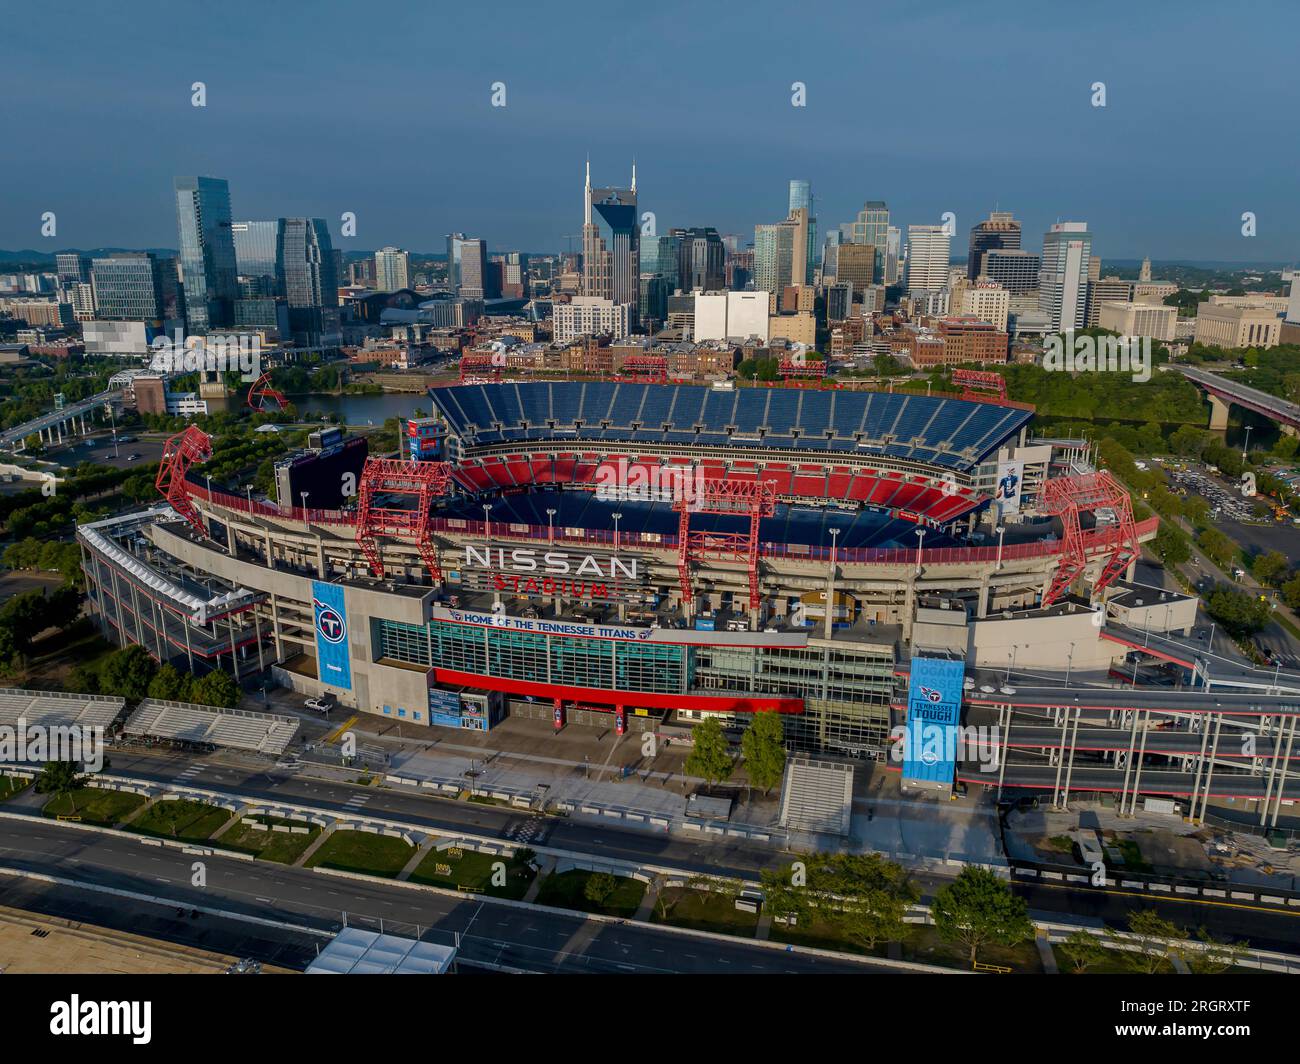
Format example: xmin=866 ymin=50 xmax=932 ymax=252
xmin=4 ymin=0 xmax=1300 ymax=259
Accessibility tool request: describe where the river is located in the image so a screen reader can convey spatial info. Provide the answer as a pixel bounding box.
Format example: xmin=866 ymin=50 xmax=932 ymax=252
xmin=294 ymin=393 xmax=437 ymax=425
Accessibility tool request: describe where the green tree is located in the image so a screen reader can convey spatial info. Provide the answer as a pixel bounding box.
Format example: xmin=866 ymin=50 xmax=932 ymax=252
xmin=740 ymin=710 xmax=787 ymax=794
xmin=1195 ymin=527 xmax=1235 ymax=569
xmin=188 ymin=669 xmax=240 ymax=708
xmin=97 ymin=645 xmax=158 ymax=701
xmin=931 ymin=867 xmax=1034 ymax=967
xmin=1152 ymin=524 xmax=1190 ymax=567
xmin=1109 ymin=909 xmax=1183 ymax=975
xmin=1205 ymin=587 xmax=1271 ymax=638
xmin=34 ymin=759 xmax=86 ymax=814
xmin=685 ymin=715 xmax=734 ymax=784
xmin=1252 ymin=550 xmax=1290 ymax=587
xmin=761 ymin=852 xmax=916 ymax=951
xmin=1060 ymin=929 xmax=1107 ymax=973
xmin=1187 ymin=927 xmax=1247 ymax=974
xmin=583 ymin=871 xmax=617 ymax=906
xmin=147 ymin=663 xmax=194 ymax=702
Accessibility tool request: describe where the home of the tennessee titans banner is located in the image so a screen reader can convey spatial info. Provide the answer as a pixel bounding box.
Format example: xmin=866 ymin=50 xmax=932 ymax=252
xmin=902 ymin=655 xmax=965 ymax=786
xmin=311 ymin=580 xmax=352 ymax=691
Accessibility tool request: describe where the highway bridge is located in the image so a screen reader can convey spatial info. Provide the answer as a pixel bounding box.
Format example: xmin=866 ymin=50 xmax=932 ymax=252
xmin=1179 ymin=365 xmax=1300 ymax=434
xmin=0 ymin=388 xmax=123 ymax=450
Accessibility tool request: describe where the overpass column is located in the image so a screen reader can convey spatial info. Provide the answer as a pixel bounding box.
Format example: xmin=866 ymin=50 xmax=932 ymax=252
xmin=1269 ymin=715 xmax=1297 ymax=827
xmin=1194 ymin=714 xmax=1224 ymax=823
xmin=1206 ymin=393 xmax=1230 ymax=432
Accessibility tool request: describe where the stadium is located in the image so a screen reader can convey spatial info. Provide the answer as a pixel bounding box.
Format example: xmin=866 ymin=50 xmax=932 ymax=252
xmin=76 ymin=373 xmax=1300 ymax=815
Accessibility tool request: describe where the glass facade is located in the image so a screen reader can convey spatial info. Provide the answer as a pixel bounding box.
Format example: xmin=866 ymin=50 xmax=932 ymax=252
xmin=375 ymin=618 xmax=894 ymax=752
xmin=175 ymin=176 xmax=238 ymax=332
xmin=90 ymin=253 xmax=163 ymax=321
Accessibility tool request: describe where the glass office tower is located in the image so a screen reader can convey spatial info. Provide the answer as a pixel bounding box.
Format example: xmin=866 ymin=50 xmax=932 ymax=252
xmin=174 ymin=176 xmax=238 ymax=333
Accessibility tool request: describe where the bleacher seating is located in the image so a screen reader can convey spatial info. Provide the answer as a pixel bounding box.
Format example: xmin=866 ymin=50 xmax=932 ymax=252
xmin=126 ymin=699 xmax=301 ymax=756
xmin=0 ymin=688 xmax=125 ymax=731
xmin=778 ymin=757 xmax=854 ymax=836
xmin=429 ymin=382 xmax=1031 ymax=472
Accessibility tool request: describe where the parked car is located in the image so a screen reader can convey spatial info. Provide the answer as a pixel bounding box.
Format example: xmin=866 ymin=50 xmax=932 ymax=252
xmin=304 ymin=695 xmax=335 ymax=714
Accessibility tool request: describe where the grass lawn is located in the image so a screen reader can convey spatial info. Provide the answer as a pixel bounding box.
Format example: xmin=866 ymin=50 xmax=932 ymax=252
xmin=534 ymin=869 xmax=646 ymax=918
xmin=408 ymin=847 xmax=535 ymax=899
xmin=217 ymin=815 xmax=321 ymax=864
xmin=768 ymin=915 xmax=886 ymax=958
xmin=128 ymin=799 xmax=234 ymax=842
xmin=1107 ymin=837 xmax=1153 ymax=874
xmin=41 ymin=787 xmax=146 ymax=825
xmin=306 ymin=830 xmax=413 ymax=877
xmin=649 ymin=887 xmax=759 ymax=937
xmin=0 ymin=775 xmax=31 ymax=801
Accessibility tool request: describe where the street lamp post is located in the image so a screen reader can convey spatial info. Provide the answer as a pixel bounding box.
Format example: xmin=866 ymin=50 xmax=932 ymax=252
xmin=482 ymin=503 xmax=492 ymax=544
xmin=300 ymin=491 xmax=309 ymax=519
xmin=995 ymin=525 xmax=1006 ymax=571
xmin=914 ymin=527 xmax=926 ymax=575
xmin=546 ymin=507 xmax=557 ymax=544
xmin=611 ymin=512 xmax=624 ymax=621
xmin=1065 ymin=641 xmax=1075 ymax=686
xmin=1242 ymin=424 xmax=1253 ymax=462
xmin=1006 ymin=645 xmax=1017 ymax=684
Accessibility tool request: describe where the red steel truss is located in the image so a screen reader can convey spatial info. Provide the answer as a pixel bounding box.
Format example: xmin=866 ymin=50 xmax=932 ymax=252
xmin=1039 ymin=471 xmax=1141 ymax=607
xmin=354 ymin=458 xmax=454 ymax=581
xmin=156 ymin=425 xmax=213 ymax=536
xmin=674 ymin=478 xmax=777 ymax=611
xmin=778 ymin=357 xmax=828 ymax=386
xmin=459 ymin=353 xmax=503 ymax=384
xmin=952 ymin=368 xmax=1008 ymax=403
xmin=246 ymin=370 xmax=288 ymax=411
xmin=616 ymin=354 xmax=669 ymax=383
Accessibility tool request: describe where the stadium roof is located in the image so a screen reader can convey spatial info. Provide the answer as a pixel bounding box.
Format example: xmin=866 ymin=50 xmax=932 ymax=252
xmin=429 ymin=382 xmax=1031 ymax=472
xmin=306 ymin=928 xmax=456 ymax=975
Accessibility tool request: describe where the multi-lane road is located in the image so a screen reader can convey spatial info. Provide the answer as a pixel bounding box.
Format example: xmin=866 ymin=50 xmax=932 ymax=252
xmin=8 ymin=744 xmax=1300 ymax=957
xmin=0 ymin=816 xmax=892 ymax=974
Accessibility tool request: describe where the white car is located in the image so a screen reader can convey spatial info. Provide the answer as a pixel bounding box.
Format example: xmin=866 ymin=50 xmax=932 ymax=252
xmin=304 ymin=696 xmax=335 ymax=714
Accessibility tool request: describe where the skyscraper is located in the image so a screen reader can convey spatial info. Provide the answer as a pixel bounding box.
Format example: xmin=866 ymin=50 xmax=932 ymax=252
xmin=788 ymin=180 xmax=816 ymax=284
xmin=754 ymin=209 xmax=808 ymax=296
xmin=967 ymin=211 xmax=1021 ymax=280
xmin=1039 ymin=222 xmax=1092 ymax=331
xmin=56 ymin=253 xmax=92 ymax=286
xmin=885 ymin=227 xmax=902 ymax=285
xmin=905 ymin=225 xmax=952 ymax=294
xmin=174 ymin=176 xmax=238 ymax=333
xmin=672 ymin=227 xmax=726 ymax=292
xmin=374 ymin=247 xmax=411 ymax=292
xmin=458 ymin=239 xmax=489 ymax=300
xmin=90 ymin=253 xmax=164 ymax=321
xmin=281 ymin=218 xmax=341 ymax=347
xmin=446 ymin=233 xmax=468 ymax=291
xmin=850 ymin=202 xmax=889 ymax=280
xmin=231 ymin=220 xmax=284 ymax=289
xmin=581 ymin=161 xmax=639 ymax=312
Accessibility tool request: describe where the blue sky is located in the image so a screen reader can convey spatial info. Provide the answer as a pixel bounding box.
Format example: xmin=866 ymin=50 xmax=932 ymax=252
xmin=3 ymin=0 xmax=1298 ymax=262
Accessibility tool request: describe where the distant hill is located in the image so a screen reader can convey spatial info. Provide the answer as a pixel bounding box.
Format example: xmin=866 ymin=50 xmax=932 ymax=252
xmin=0 ymin=247 xmax=178 ymax=265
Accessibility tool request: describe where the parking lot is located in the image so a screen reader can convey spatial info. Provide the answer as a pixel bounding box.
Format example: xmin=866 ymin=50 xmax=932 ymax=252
xmin=1164 ymin=462 xmax=1258 ymax=522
